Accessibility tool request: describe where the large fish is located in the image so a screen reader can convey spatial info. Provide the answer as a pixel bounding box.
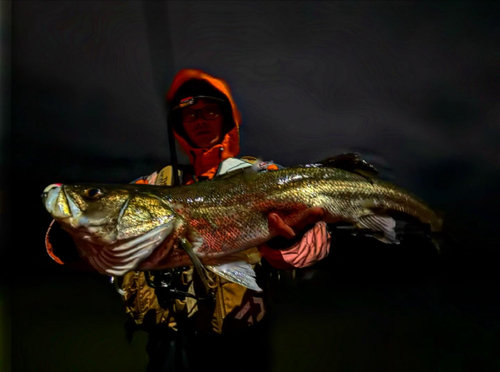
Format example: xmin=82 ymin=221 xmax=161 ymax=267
xmin=42 ymin=156 xmax=443 ymax=291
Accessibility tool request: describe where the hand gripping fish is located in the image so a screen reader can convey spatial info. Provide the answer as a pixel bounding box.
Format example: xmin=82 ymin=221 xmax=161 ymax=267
xmin=42 ymin=156 xmax=443 ymax=291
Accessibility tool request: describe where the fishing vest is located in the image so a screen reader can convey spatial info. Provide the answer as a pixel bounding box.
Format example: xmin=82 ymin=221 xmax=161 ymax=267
xmin=121 ymin=157 xmax=279 ymax=334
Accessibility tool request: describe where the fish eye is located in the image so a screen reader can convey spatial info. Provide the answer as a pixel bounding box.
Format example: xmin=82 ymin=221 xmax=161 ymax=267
xmin=84 ymin=188 xmax=103 ymax=199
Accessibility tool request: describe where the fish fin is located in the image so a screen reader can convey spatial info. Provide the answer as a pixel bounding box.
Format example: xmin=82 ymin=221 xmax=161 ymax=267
xmin=179 ymin=238 xmax=214 ymax=294
xmin=206 ymin=260 xmax=262 ymax=292
xmin=316 ymin=153 xmax=379 ymax=180
xmin=356 ymin=214 xmax=400 ymax=244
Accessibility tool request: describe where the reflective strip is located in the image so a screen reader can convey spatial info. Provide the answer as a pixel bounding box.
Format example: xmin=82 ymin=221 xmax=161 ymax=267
xmin=234 ymin=297 xmax=265 ymax=324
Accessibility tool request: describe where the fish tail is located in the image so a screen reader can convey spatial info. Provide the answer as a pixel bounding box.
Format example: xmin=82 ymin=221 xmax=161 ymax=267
xmin=429 ymin=222 xmax=459 ymax=257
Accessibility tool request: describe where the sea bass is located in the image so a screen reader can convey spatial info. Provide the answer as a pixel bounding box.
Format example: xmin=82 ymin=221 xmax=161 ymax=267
xmin=42 ymin=159 xmax=442 ymax=291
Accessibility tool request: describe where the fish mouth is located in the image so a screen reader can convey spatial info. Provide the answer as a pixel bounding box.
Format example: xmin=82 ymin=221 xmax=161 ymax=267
xmin=80 ymin=223 xmax=174 ymax=276
xmin=43 ymin=184 xmax=82 ymax=219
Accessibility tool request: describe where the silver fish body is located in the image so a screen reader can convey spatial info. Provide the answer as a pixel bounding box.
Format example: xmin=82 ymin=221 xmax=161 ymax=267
xmin=42 ymin=165 xmax=442 ymax=289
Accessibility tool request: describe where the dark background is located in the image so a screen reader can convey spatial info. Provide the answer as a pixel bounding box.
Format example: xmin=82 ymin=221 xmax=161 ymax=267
xmin=6 ymin=1 xmax=500 ymax=371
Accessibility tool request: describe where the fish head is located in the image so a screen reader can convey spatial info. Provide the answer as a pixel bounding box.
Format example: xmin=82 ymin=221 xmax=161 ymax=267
xmin=42 ymin=183 xmax=180 ymax=275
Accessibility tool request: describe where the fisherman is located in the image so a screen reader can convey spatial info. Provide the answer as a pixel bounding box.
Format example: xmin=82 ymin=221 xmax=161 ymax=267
xmin=123 ymin=69 xmax=332 ymax=371
xmin=42 ymin=68 xmax=332 ymax=371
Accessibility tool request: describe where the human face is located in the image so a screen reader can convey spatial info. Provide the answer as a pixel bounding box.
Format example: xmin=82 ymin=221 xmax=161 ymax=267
xmin=181 ymin=99 xmax=224 ymax=148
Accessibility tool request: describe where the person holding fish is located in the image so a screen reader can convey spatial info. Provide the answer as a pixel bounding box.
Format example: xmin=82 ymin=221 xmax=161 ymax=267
xmin=42 ymin=67 xmax=443 ymax=371
xmin=123 ymin=68 xmax=332 ymax=371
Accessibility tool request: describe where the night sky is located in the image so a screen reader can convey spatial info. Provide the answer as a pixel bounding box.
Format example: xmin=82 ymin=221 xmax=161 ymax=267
xmin=7 ymin=1 xmax=500 ymax=371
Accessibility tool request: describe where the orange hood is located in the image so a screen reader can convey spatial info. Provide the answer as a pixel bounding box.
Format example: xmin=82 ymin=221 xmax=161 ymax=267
xmin=166 ymin=69 xmax=241 ymax=179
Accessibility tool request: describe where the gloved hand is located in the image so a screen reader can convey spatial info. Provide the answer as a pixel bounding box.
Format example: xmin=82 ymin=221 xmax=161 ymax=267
xmin=258 ymin=208 xmax=331 ymax=269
